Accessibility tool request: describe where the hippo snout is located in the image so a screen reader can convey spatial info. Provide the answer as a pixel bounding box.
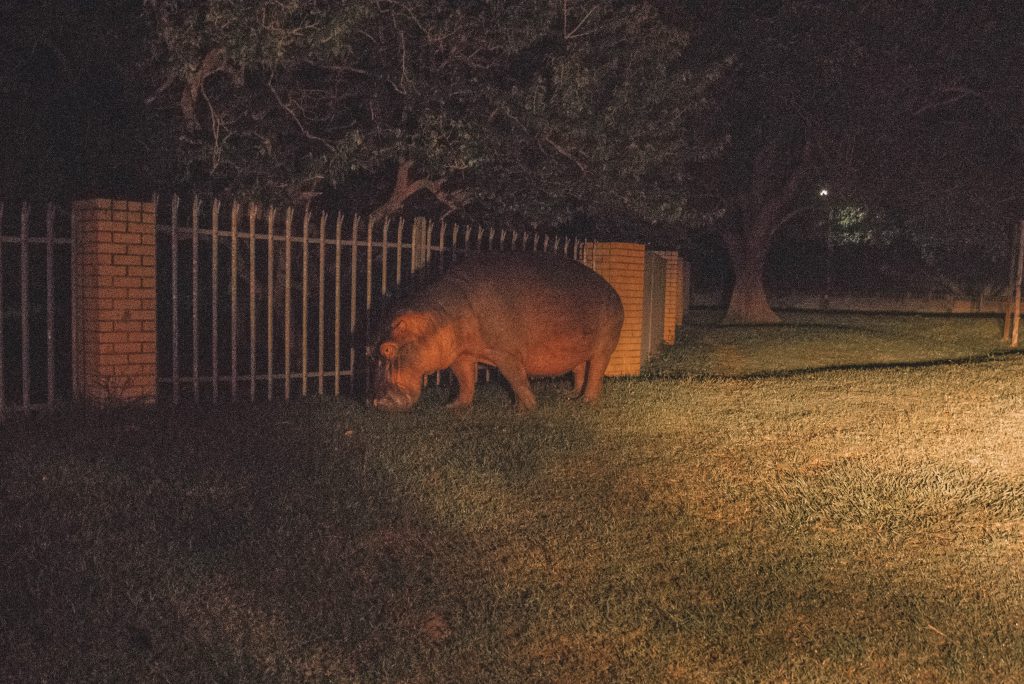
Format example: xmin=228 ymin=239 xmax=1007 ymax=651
xmin=369 ymin=389 xmax=417 ymax=412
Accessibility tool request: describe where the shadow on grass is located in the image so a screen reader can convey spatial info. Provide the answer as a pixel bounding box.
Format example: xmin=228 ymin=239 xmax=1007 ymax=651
xmin=646 ymin=348 xmax=1024 ymax=381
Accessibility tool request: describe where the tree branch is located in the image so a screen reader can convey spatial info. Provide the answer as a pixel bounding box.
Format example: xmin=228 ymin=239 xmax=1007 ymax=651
xmin=368 ymin=160 xmax=468 ymax=225
xmin=181 ymin=48 xmax=226 ymax=130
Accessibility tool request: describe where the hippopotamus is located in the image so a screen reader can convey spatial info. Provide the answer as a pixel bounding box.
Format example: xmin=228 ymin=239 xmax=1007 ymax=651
xmin=370 ymin=252 xmax=623 ymax=411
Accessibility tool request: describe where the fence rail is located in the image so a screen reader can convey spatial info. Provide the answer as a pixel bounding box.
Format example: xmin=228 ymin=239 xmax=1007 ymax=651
xmin=156 ymin=195 xmax=588 ymax=404
xmin=0 ymin=202 xmax=74 ymax=416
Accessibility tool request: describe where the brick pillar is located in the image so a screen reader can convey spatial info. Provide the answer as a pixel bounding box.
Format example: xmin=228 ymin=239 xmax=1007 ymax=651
xmin=584 ymin=242 xmax=646 ymax=376
xmin=652 ymin=251 xmax=682 ymax=345
xmin=72 ymin=199 xmax=157 ymax=402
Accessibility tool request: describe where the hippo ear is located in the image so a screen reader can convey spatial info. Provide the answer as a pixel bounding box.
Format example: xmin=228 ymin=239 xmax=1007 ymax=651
xmin=391 ymin=312 xmax=433 ymax=339
xmin=379 ymin=341 xmax=399 ymax=360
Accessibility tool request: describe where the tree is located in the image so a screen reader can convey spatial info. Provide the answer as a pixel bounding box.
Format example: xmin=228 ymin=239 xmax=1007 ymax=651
xmin=686 ymin=2 xmax=859 ymax=324
xmin=144 ymin=0 xmax=724 ymax=231
xmin=691 ymin=1 xmax=1024 ymax=324
xmin=0 ymin=0 xmax=169 ymax=198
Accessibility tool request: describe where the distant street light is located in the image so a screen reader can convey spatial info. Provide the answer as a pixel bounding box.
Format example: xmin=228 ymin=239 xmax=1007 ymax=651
xmin=820 ymin=189 xmax=832 ymax=309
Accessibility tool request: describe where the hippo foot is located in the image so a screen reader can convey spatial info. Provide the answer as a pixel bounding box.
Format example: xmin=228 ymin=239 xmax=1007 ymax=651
xmin=445 ymin=399 xmax=473 ymax=411
xmin=514 ymin=398 xmax=538 ymax=412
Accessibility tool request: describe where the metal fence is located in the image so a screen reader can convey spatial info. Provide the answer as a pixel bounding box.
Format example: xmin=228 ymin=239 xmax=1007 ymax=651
xmin=156 ymin=195 xmax=588 ymax=403
xmin=0 ymin=202 xmax=74 ymax=416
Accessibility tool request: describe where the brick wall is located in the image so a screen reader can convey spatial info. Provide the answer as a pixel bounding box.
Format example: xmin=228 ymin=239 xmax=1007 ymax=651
xmin=585 ymin=242 xmax=647 ymax=376
xmin=72 ymin=199 xmax=157 ymax=402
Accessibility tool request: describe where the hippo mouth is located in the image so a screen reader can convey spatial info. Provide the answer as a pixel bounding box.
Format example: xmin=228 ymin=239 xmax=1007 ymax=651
xmin=371 ymin=394 xmax=413 ymax=411
xmin=370 ymin=385 xmax=420 ymax=411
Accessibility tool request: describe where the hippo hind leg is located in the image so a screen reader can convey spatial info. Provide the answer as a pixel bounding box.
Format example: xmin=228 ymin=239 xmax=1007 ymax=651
xmin=581 ymin=340 xmax=617 ymax=403
xmin=569 ymin=362 xmax=587 ymax=399
xmin=488 ymin=350 xmax=538 ymax=410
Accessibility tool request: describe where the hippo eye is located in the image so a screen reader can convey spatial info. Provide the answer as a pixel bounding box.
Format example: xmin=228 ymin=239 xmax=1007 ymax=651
xmin=379 ymin=341 xmax=399 ymax=360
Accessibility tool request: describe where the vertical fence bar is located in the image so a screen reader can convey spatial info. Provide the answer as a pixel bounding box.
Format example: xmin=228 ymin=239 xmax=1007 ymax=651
xmin=0 ymin=202 xmax=5 ymax=416
xmin=395 ymin=217 xmax=405 ymax=286
xmin=21 ymin=204 xmax=30 ymax=410
xmin=349 ymin=215 xmax=359 ymax=388
xmin=438 ymin=221 xmax=447 ymax=270
xmin=364 ymin=217 xmax=374 ymax=396
xmin=283 ymin=208 xmax=293 ymax=400
xmin=171 ymin=196 xmax=180 ymax=404
xmin=334 ymin=213 xmax=342 ymax=395
xmin=210 ymin=198 xmax=220 ymax=402
xmin=1012 ymin=219 xmax=1024 ymax=347
xmin=248 ymin=204 xmax=257 ymax=401
xmin=381 ymin=218 xmax=389 ymax=295
xmin=425 ymin=223 xmax=434 ymax=268
xmin=230 ymin=202 xmax=239 ymax=400
xmin=301 ymin=209 xmax=310 ymax=396
xmin=45 ymin=204 xmax=55 ymax=407
xmin=266 ymin=207 xmax=276 ymax=400
xmin=317 ymin=212 xmax=326 ymax=396
xmin=191 ymin=197 xmax=200 ymax=400
xmin=366 ymin=218 xmax=374 ymax=315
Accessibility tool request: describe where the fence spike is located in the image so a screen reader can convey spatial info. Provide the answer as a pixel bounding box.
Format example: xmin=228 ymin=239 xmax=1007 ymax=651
xmin=191 ymin=196 xmax=200 ymax=401
xmin=0 ymin=201 xmax=5 ymax=417
xmin=229 ymin=201 xmax=240 ymax=400
xmin=301 ymin=207 xmax=311 ymax=396
xmin=20 ymin=203 xmax=30 ymax=411
xmin=248 ymin=203 xmax=258 ymax=401
xmin=283 ymin=207 xmax=294 ymax=400
xmin=210 ymin=198 xmax=220 ymax=403
xmin=318 ymin=211 xmax=327 ymax=396
xmin=266 ymin=206 xmax=276 ymax=400
xmin=334 ymin=212 xmax=343 ymax=395
xmin=46 ymin=203 xmax=56 ymax=408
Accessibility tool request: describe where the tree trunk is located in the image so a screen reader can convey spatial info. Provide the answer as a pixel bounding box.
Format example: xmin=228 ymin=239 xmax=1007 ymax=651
xmin=722 ymin=227 xmax=780 ymax=325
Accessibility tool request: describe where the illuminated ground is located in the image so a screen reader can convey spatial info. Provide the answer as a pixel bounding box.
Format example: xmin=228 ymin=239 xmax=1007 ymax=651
xmin=3 ymin=313 xmax=1023 ymax=681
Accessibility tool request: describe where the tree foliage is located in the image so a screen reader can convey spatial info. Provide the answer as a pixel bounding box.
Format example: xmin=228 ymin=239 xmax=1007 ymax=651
xmin=0 ymin=0 xmax=168 ymax=198
xmin=145 ymin=0 xmax=724 ymax=231
xmin=690 ymin=0 xmax=1024 ymax=322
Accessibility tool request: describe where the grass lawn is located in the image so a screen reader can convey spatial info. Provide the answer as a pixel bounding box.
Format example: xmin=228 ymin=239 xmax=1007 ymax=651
xmin=4 ymin=312 xmax=1024 ymax=681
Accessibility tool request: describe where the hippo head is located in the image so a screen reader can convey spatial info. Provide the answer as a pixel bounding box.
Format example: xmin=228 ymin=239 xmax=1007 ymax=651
xmin=370 ymin=310 xmax=447 ymax=411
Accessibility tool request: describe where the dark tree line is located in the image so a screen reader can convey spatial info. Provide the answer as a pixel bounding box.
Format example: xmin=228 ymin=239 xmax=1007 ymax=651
xmin=2 ymin=1 xmax=1022 ymax=323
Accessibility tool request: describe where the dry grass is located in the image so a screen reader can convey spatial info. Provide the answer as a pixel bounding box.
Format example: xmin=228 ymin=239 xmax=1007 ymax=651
xmin=3 ymin=312 xmax=1024 ymax=682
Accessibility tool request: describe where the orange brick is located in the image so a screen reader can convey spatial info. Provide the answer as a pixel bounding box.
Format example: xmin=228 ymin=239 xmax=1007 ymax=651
xmin=112 ymin=254 xmax=141 ymax=266
xmin=94 ymin=264 xmax=127 ymax=277
xmin=99 ymin=342 xmax=142 ymax=354
xmin=111 ymin=232 xmax=142 ymax=244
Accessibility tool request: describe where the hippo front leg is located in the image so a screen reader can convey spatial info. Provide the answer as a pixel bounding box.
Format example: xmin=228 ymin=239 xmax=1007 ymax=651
xmin=447 ymin=354 xmax=478 ymax=409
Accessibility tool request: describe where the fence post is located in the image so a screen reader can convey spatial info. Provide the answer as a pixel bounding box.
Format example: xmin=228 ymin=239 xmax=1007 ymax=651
xmin=652 ymin=250 xmax=686 ymax=345
xmin=72 ymin=199 xmax=157 ymax=403
xmin=585 ymin=242 xmax=647 ymax=376
xmin=411 ymin=217 xmax=429 ymax=272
